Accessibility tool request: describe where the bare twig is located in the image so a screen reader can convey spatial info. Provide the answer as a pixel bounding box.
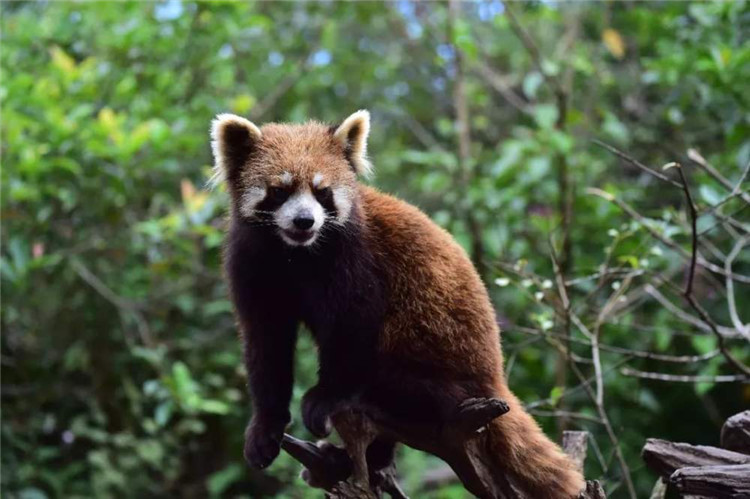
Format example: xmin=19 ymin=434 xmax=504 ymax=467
xmin=683 ymin=294 xmax=750 ymax=376
xmin=700 ymin=160 xmax=750 ymax=217
xmin=535 ymin=247 xmax=635 ymax=497
xmin=697 ymin=203 xmax=750 ymax=238
xmin=674 ymin=165 xmax=699 ymax=296
xmin=593 ymin=140 xmax=682 ymax=188
xmin=400 ymin=113 xmax=449 ymax=154
xmin=531 ymin=410 xmax=604 ymax=425
xmin=565 ymin=349 xmax=637 ymax=499
xmin=509 ymin=324 xmax=720 ymax=363
xmin=673 ymin=165 xmax=750 ymax=376
xmin=587 ymin=188 xmax=750 ymax=284
xmin=724 ymin=236 xmax=750 ymax=340
xmin=471 ymin=62 xmax=531 ymax=115
xmin=687 ymin=149 xmax=750 ymax=205
xmin=621 ymin=368 xmax=748 ymax=383
xmin=644 ymin=285 xmax=739 ymax=338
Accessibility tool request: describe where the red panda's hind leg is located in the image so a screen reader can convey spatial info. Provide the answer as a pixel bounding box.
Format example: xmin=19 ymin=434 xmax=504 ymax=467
xmin=363 ymin=364 xmax=500 ymax=436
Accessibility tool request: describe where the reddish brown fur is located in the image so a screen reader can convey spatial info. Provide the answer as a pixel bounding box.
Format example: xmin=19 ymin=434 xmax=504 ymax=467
xmin=215 ymin=116 xmax=585 ymax=497
xmin=359 ymin=186 xmax=584 ymax=498
xmin=237 ymin=122 xmax=357 ymax=195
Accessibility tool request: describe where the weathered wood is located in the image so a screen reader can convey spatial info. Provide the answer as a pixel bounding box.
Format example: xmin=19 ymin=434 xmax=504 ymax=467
xmin=281 ymin=414 xmax=408 ymax=498
xmin=281 ymin=398 xmax=512 ymax=498
xmin=387 ymin=396 xmax=517 ymax=498
xmin=721 ymin=411 xmax=750 ymax=455
xmin=670 ymin=464 xmax=750 ymax=498
xmin=331 ymin=409 xmax=379 ymax=497
xmin=563 ymin=431 xmax=589 ymax=473
xmin=560 ymin=432 xmax=605 ymax=499
xmin=642 ymin=438 xmax=750 ymax=479
xmin=282 ymin=399 xmax=605 ymax=498
xmin=577 ymin=480 xmax=606 ymax=499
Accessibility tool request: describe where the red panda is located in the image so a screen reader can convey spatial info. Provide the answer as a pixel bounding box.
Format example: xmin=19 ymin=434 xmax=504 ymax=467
xmin=210 ymin=110 xmax=585 ymax=498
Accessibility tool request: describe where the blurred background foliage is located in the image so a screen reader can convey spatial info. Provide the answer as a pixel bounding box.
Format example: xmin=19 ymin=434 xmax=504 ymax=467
xmin=2 ymin=1 xmax=749 ymax=498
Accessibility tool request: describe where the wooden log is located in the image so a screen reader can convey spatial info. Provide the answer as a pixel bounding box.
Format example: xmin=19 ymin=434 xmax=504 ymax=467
xmin=563 ymin=431 xmax=589 ymax=473
xmin=282 ymin=400 xmax=606 ymax=498
xmin=561 ymin=431 xmax=606 ymax=499
xmin=721 ymin=411 xmax=750 ymax=455
xmin=642 ymin=438 xmax=750 ymax=478
xmin=670 ymin=464 xmax=750 ymax=498
xmin=282 ymin=398 xmax=513 ymax=498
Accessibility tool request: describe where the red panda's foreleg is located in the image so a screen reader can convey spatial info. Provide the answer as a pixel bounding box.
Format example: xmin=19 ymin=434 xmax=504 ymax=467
xmin=238 ymin=312 xmax=298 ymax=469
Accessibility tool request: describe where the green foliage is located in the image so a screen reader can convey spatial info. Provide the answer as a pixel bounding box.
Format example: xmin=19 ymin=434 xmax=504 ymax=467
xmin=2 ymin=2 xmax=748 ymax=498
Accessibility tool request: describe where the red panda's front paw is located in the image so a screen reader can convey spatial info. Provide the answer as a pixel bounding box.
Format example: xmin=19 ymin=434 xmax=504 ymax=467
xmin=301 ymin=385 xmax=337 ymax=438
xmin=244 ymin=416 xmax=286 ymax=469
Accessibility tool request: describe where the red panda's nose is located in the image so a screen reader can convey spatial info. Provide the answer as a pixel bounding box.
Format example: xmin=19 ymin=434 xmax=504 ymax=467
xmin=293 ymin=215 xmax=315 ymax=230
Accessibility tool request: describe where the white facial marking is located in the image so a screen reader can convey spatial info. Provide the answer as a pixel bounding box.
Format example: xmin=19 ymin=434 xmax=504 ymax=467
xmin=239 ymin=186 xmax=267 ymax=217
xmin=312 ymin=172 xmax=324 ymax=188
xmin=280 ymin=171 xmax=293 ymax=185
xmin=275 ymin=191 xmax=325 ymax=247
xmin=332 ymin=186 xmax=353 ymax=223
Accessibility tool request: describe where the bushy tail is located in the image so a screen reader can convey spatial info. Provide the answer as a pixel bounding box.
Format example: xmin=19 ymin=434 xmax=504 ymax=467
xmin=487 ymin=386 xmax=585 ymax=498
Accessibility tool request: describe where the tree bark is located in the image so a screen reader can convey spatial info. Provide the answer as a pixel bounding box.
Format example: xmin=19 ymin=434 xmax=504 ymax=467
xmin=562 ymin=431 xmax=589 ymax=473
xmin=670 ymin=464 xmax=750 ymax=498
xmin=281 ymin=400 xmax=605 ymax=498
xmin=721 ymin=411 xmax=750 ymax=455
xmin=641 ymin=438 xmax=750 ymax=479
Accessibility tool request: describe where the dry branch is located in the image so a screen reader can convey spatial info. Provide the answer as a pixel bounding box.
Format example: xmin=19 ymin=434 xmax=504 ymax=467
xmin=562 ymin=431 xmax=589 ymax=473
xmin=281 ymin=400 xmax=606 ymax=498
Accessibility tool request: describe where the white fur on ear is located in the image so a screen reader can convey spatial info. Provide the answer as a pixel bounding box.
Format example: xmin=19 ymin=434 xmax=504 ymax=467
xmin=208 ymin=113 xmax=262 ymax=188
xmin=333 ymin=110 xmax=373 ymax=177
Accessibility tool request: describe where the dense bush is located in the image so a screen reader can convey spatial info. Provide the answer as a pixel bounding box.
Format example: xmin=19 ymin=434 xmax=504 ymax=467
xmin=2 ymin=2 xmax=748 ymax=498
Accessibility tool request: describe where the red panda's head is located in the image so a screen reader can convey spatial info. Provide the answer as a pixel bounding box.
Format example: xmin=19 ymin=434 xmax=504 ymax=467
xmin=210 ymin=111 xmax=371 ymax=247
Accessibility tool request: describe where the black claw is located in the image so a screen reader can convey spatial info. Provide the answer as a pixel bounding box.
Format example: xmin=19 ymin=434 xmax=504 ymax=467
xmin=282 ymin=434 xmax=353 ymax=490
xmin=452 ymin=397 xmax=510 ymax=435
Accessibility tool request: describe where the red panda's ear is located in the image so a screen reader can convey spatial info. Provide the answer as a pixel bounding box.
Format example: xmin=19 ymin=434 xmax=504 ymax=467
xmin=209 ymin=113 xmax=262 ymax=187
xmin=333 ymin=110 xmax=373 ymax=177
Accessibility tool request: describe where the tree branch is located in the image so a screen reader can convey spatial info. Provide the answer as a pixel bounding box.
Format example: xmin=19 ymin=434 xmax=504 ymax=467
xmin=280 ymin=397 xmax=606 ymax=498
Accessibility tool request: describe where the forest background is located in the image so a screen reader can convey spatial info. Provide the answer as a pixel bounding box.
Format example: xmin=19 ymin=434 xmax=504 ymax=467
xmin=2 ymin=2 xmax=749 ymax=498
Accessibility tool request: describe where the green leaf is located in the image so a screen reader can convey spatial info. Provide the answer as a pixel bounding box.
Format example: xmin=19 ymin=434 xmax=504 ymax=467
xmin=532 ymin=104 xmax=558 ymax=130
xmin=199 ymin=399 xmax=230 ymax=415
xmin=522 ymin=72 xmax=543 ymax=99
xmin=691 ymin=335 xmax=716 ymax=355
xmin=207 ymin=464 xmax=244 ymax=497
xmin=549 ymin=386 xmax=564 ymax=407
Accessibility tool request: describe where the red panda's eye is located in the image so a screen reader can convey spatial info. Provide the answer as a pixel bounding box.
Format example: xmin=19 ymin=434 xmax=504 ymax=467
xmin=314 ymin=187 xmax=332 ymax=202
xmin=268 ymin=186 xmax=290 ymax=203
